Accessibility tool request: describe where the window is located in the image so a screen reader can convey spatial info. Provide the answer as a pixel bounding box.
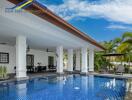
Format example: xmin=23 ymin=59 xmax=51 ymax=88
xmin=48 ymin=56 xmax=54 ymax=66
xmin=0 ymin=52 xmax=9 ymax=63
xmin=27 ymin=54 xmax=34 ymax=66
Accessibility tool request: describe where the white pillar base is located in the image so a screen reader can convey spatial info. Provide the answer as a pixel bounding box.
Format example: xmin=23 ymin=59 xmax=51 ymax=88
xmin=56 ymin=72 xmax=65 ymax=75
xmin=15 ymin=76 xmax=29 ymax=81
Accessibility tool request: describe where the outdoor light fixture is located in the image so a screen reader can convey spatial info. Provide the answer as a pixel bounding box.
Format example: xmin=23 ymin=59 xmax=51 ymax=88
xmin=0 ymin=42 xmax=8 ymax=45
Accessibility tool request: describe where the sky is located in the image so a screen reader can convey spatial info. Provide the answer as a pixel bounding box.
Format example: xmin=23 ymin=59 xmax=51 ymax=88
xmin=37 ymin=0 xmax=132 ymax=42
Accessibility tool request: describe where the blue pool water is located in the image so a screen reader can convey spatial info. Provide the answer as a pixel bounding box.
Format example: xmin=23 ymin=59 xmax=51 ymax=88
xmin=0 ymin=75 xmax=126 ymax=100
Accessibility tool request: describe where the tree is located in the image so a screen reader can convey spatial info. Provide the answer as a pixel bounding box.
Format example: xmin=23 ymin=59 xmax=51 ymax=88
xmin=117 ymin=32 xmax=132 ymax=53
xmin=101 ymin=37 xmax=122 ymax=54
xmin=116 ymin=32 xmax=132 ymax=64
xmin=94 ymin=52 xmax=111 ymax=71
xmin=95 ymin=32 xmax=132 ymax=72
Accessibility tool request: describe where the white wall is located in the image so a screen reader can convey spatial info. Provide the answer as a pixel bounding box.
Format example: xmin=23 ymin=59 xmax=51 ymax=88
xmin=0 ymin=44 xmax=16 ymax=74
xmin=27 ymin=49 xmax=56 ymax=67
xmin=0 ymin=44 xmax=56 ymax=74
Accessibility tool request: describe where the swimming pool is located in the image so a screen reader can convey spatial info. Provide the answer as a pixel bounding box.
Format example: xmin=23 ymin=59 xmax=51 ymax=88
xmin=0 ymin=75 xmax=127 ymax=100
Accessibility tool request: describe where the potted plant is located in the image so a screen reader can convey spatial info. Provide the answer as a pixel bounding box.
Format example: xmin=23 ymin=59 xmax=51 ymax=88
xmin=3 ymin=66 xmax=7 ymax=78
xmin=0 ymin=66 xmax=8 ymax=80
xmin=0 ymin=66 xmax=2 ymax=78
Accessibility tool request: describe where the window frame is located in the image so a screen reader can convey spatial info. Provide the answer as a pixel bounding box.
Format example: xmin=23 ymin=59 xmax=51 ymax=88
xmin=26 ymin=54 xmax=34 ymax=66
xmin=0 ymin=52 xmax=9 ymax=64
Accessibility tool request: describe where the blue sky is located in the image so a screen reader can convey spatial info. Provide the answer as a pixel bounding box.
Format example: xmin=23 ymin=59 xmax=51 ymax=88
xmin=37 ymin=0 xmax=132 ymax=42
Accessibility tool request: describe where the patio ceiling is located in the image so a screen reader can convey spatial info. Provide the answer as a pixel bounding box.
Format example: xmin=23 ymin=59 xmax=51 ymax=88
xmin=0 ymin=0 xmax=102 ymax=51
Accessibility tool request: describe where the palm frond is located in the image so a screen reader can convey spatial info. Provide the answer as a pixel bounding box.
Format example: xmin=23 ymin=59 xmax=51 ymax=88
xmin=123 ymin=39 xmax=132 ymax=44
xmin=122 ymin=32 xmax=132 ymax=40
xmin=116 ymin=42 xmax=130 ymax=53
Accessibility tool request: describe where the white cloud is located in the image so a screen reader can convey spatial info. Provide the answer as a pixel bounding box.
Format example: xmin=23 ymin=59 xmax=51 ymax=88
xmin=107 ymin=24 xmax=132 ymax=30
xmin=48 ymin=0 xmax=132 ymax=24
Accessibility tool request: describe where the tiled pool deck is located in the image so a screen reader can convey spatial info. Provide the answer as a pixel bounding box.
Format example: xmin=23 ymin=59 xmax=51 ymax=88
xmin=0 ymin=72 xmax=132 ymax=100
xmin=90 ymin=73 xmax=132 ymax=79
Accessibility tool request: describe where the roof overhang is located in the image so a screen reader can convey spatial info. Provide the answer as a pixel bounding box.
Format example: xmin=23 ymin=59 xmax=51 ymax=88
xmin=7 ymin=0 xmax=105 ymax=50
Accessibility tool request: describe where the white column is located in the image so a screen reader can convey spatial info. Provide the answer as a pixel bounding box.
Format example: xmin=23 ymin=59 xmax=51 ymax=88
xmin=81 ymin=47 xmax=88 ymax=73
xmin=56 ymin=46 xmax=63 ymax=73
xmin=89 ymin=49 xmax=94 ymax=72
xmin=67 ymin=49 xmax=73 ymax=72
xmin=75 ymin=50 xmax=80 ymax=71
xmin=16 ymin=36 xmax=27 ymax=78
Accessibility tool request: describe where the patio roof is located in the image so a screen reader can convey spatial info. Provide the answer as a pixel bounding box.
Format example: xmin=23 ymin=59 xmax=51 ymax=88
xmin=8 ymin=0 xmax=105 ymax=50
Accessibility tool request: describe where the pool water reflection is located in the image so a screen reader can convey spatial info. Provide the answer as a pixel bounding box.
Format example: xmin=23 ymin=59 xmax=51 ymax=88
xmin=0 ymin=75 xmax=131 ymax=100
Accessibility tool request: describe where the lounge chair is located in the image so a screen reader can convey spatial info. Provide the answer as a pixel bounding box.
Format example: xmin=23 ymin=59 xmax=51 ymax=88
xmin=115 ymin=64 xmax=125 ymax=75
xmin=27 ymin=66 xmax=35 ymax=73
xmin=35 ymin=66 xmax=46 ymax=72
xmin=48 ymin=65 xmax=56 ymax=72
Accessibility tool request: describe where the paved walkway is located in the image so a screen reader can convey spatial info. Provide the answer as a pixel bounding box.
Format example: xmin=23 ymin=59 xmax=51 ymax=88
xmin=0 ymin=72 xmax=57 ymax=84
xmin=90 ymin=73 xmax=132 ymax=79
xmin=0 ymin=72 xmax=132 ymax=84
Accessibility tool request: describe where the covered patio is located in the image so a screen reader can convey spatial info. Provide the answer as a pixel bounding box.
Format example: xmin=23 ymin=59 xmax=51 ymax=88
xmin=0 ymin=0 xmax=104 ymax=80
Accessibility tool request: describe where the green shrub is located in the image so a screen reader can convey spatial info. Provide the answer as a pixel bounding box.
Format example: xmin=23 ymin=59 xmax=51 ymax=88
xmin=3 ymin=66 xmax=7 ymax=78
xmin=0 ymin=66 xmax=7 ymax=78
xmin=0 ymin=66 xmax=2 ymax=78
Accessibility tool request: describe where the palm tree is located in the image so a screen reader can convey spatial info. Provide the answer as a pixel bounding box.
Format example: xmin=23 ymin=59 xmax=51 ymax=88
xmin=101 ymin=40 xmax=115 ymax=53
xmin=101 ymin=37 xmax=122 ymax=54
xmin=95 ymin=32 xmax=132 ymax=72
xmin=117 ymin=32 xmax=132 ymax=53
xmin=116 ymin=32 xmax=132 ymax=71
